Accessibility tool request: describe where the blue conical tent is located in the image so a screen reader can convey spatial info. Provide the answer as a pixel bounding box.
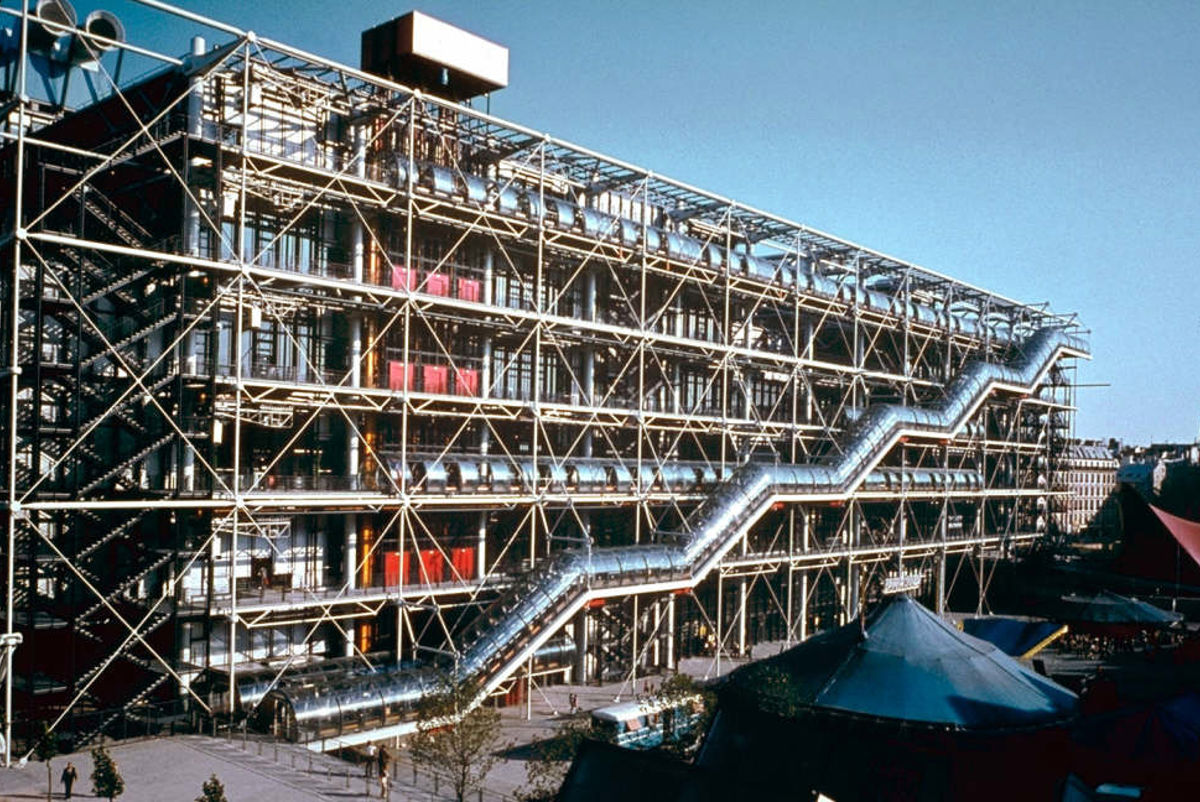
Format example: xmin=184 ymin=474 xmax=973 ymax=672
xmin=1061 ymin=590 xmax=1182 ymax=626
xmin=726 ymin=595 xmax=1078 ymax=730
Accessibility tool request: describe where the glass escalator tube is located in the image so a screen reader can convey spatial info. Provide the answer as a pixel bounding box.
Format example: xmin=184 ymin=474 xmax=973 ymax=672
xmin=287 ymin=329 xmax=1085 ymax=741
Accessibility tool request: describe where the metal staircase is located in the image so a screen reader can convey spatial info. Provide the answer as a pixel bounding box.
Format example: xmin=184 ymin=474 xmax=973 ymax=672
xmin=78 ymin=432 xmax=175 ymax=495
xmin=9 ymin=180 xmax=184 ymax=751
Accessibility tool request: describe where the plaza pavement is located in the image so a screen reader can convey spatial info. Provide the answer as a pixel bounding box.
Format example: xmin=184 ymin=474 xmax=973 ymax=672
xmin=0 ymin=654 xmax=750 ymax=802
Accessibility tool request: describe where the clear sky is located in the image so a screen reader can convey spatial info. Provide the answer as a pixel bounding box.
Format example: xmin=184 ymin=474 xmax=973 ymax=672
xmin=49 ymin=0 xmax=1200 ymax=444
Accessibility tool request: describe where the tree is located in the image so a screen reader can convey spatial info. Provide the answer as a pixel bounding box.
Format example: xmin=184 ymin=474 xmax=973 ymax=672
xmin=33 ymin=723 xmax=57 ymax=802
xmin=515 ymin=713 xmax=608 ymax=802
xmin=195 ymin=773 xmax=229 ymax=802
xmin=410 ymin=677 xmax=504 ymax=802
xmin=90 ymin=745 xmax=125 ymax=801
xmin=647 ymin=673 xmax=716 ymax=759
xmin=737 ymin=663 xmax=806 ymax=718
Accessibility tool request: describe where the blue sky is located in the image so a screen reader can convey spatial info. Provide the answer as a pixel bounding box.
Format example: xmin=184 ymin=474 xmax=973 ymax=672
xmin=41 ymin=0 xmax=1200 ymax=444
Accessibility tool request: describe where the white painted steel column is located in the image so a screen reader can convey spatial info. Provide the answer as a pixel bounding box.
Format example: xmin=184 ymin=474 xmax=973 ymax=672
xmin=737 ymin=528 xmax=748 ymax=656
xmin=630 ymin=596 xmax=638 ymax=691
xmin=180 ymin=36 xmax=205 ymax=493
xmin=938 ymin=441 xmax=949 ymax=615
xmin=583 ymin=267 xmax=596 ymax=410
xmin=573 ymin=608 xmax=589 ymax=684
xmin=786 ymin=509 xmax=795 ymax=644
xmin=344 ymin=523 xmax=357 ymax=658
xmin=653 ymin=600 xmax=662 ymax=666
xmin=671 ymin=296 xmax=683 ymax=414
xmin=227 ymin=39 xmax=255 ymax=718
xmin=182 ymin=37 xmax=205 ymax=256
xmin=3 ymin=6 xmax=35 ymax=765
xmin=348 ymin=121 xmax=365 ymax=469
xmin=477 ymin=248 xmax=494 ymax=580
xmin=666 ymin=593 xmax=676 ymax=670
xmin=737 ymin=578 xmax=748 ymax=657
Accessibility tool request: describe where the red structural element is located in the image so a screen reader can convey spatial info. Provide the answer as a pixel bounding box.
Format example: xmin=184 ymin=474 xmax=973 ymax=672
xmin=387 ymin=360 xmax=414 ymax=391
xmin=426 ymin=271 xmax=450 ymax=296
xmin=450 ymin=546 xmax=476 ymax=580
xmin=384 ymin=552 xmax=407 ymax=586
xmin=1116 ymin=487 xmax=1200 ymax=587
xmin=586 ymin=598 xmax=606 ymax=609
xmin=504 ymin=681 xmax=525 ymax=707
xmin=423 ymin=364 xmax=448 ymax=394
xmin=1149 ymin=503 xmax=1200 ymax=571
xmin=457 ymin=277 xmax=482 ymax=302
xmin=454 ymin=367 xmax=479 ymax=397
xmin=391 ymin=265 xmax=416 ymax=290
xmin=419 ymin=548 xmax=444 ymax=584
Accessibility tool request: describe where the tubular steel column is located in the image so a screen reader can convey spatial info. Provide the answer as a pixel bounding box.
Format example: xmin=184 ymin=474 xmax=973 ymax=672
xmin=180 ymin=36 xmax=206 ymax=494
xmin=633 ymin=185 xmax=648 ymax=546
xmin=227 ymin=39 xmax=255 ymax=718
xmin=573 ymin=608 xmax=589 ymax=684
xmin=737 ymin=528 xmax=748 ymax=657
xmin=344 ymin=525 xmax=358 ymax=657
xmin=344 ymin=118 xmax=366 ymax=657
xmin=531 ymin=141 xmax=546 ymax=565
xmin=3 ymin=7 xmax=34 ymax=765
xmin=665 ymin=593 xmax=676 ymax=670
xmin=977 ymin=503 xmax=987 ymax=615
xmin=799 ymin=507 xmax=810 ymax=642
xmin=848 ymin=503 xmax=861 ymax=620
xmin=938 ymin=441 xmax=950 ymax=615
xmin=477 ymin=248 xmax=494 ymax=580
xmin=786 ymin=509 xmax=795 ymax=645
xmin=714 ymin=570 xmax=723 ymax=677
xmin=630 ymin=596 xmax=639 ymax=691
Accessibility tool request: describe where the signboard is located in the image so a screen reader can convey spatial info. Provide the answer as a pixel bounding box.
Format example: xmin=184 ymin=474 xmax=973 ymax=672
xmin=882 ymin=573 xmax=924 ymax=595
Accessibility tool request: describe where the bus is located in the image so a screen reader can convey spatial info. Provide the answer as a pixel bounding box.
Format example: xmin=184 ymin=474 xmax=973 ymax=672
xmin=589 ymin=694 xmax=705 ymax=750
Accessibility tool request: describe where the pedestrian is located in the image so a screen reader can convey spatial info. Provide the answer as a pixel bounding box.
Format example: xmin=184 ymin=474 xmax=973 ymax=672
xmin=61 ymin=762 xmax=78 ymax=800
xmin=379 ymin=765 xmax=390 ymax=799
xmin=376 ymin=743 xmax=390 ymax=783
xmin=365 ymin=741 xmax=377 ymax=777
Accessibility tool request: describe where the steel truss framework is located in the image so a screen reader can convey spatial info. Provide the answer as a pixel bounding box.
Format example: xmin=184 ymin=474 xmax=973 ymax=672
xmin=0 ymin=1 xmax=1087 ymax=758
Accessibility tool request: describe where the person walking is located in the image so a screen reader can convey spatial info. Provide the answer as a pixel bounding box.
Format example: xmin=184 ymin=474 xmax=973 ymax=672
xmin=376 ymin=743 xmax=390 ymax=796
xmin=60 ymin=762 xmax=78 ymax=800
xmin=365 ymin=741 xmax=377 ymax=777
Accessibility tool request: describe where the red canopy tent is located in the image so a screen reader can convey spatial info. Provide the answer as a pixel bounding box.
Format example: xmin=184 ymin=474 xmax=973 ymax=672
xmin=1149 ymin=504 xmax=1200 ymax=571
xmin=1115 ymin=487 xmax=1200 ymax=589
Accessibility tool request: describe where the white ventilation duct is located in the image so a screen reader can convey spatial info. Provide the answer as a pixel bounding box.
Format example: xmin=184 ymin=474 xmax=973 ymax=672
xmin=70 ymin=9 xmax=124 ymax=69
xmin=28 ymin=0 xmax=77 ymax=50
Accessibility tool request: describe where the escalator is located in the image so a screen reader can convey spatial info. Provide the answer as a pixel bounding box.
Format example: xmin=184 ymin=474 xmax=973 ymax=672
xmin=274 ymin=326 xmax=1087 ymax=746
